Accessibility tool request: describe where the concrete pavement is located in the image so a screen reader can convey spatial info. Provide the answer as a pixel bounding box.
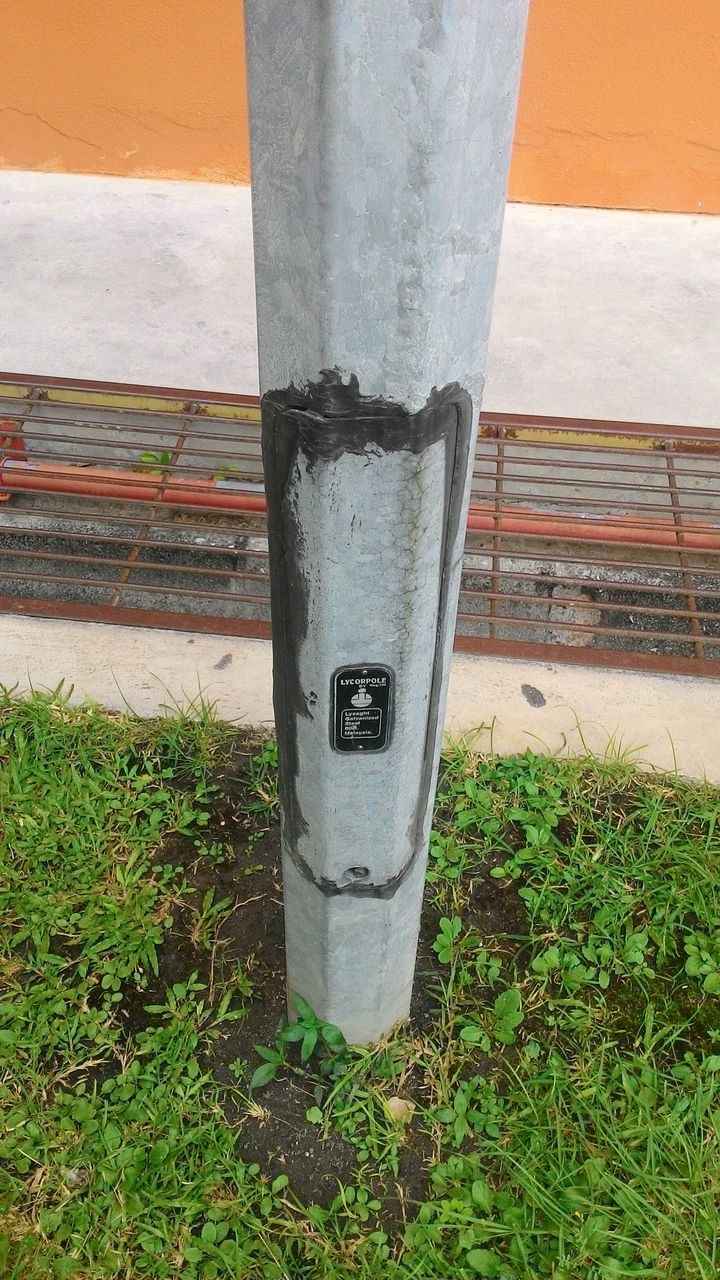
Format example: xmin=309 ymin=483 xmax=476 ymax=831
xmin=1 ymin=170 xmax=719 ymax=427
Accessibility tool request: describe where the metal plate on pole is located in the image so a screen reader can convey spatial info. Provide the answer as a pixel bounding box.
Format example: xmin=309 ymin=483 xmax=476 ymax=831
xmin=331 ymin=666 xmax=394 ymax=754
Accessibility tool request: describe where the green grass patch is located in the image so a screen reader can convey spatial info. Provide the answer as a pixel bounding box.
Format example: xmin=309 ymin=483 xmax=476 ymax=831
xmin=1 ymin=691 xmax=719 ymax=1278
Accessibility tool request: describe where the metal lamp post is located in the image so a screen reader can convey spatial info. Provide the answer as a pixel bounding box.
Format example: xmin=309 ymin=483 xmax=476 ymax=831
xmin=244 ymin=0 xmax=529 ymax=1043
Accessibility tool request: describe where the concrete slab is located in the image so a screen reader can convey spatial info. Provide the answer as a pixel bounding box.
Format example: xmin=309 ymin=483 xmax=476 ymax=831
xmin=1 ymin=614 xmax=718 ymax=782
xmin=0 ymin=171 xmax=259 ymax=393
xmin=1 ymin=170 xmax=719 ymax=427
xmin=485 ymin=204 xmax=720 ymax=429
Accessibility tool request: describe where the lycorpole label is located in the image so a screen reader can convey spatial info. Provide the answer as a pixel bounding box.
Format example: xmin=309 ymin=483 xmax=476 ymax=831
xmin=331 ymin=665 xmax=394 ymax=753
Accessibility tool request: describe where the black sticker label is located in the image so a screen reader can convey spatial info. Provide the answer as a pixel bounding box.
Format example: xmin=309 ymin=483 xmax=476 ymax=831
xmin=332 ymin=665 xmax=393 ymax=754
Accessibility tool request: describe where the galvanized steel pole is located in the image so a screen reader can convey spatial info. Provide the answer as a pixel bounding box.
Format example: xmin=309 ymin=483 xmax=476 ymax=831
xmin=245 ymin=0 xmax=529 ymax=1043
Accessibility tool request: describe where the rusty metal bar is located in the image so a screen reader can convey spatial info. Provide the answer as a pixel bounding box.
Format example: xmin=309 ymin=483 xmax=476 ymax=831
xmin=480 ymin=412 xmax=720 ymax=449
xmin=0 ymin=542 xmax=267 ymax=583
xmin=13 ymin=450 xmax=716 ymax=512
xmin=0 ymin=565 xmax=265 ymax=605
xmin=453 ymin=634 xmax=720 ymax=678
xmin=13 ymin=500 xmax=718 ymax=575
xmin=458 ymin=585 xmax=720 ymax=624
xmin=2 ymin=440 xmax=262 ymax=471
xmin=9 ymin=466 xmax=720 ymax=549
xmin=6 ymin=521 xmax=719 ymax=603
xmin=469 ymin=491 xmax=720 ymax=521
xmin=469 ymin=493 xmax=720 ymax=522
xmin=0 ymin=593 xmax=273 ymax=639
xmin=487 ymin=426 xmax=505 ymax=639
xmin=0 ymin=521 xmax=265 ymax=560
xmin=456 ymin=611 xmax=699 ymax=646
xmin=0 ymin=372 xmax=260 ymax=411
xmin=462 ymin=540 xmax=720 ymax=576
xmin=1 ymin=538 xmax=715 ymax=620
xmin=466 ymin=524 xmax=718 ymax=554
xmin=8 ymin=419 xmax=720 ymax=486
xmin=461 ymin=561 xmax=720 ymax=601
xmin=1 ymin=373 xmax=718 ymax=678
xmin=474 ymin=461 xmax=720 ymax=483
xmin=0 ymin=423 xmax=263 ymax=452
xmin=110 ymin=407 xmax=197 ymax=607
xmin=3 ymin=375 xmax=719 ymax=448
xmin=665 ymin=449 xmax=706 ymax=660
xmin=471 ymin=468 xmax=720 ymax=497
xmin=5 ymin=465 xmax=719 ymax=549
xmin=6 ymin=419 xmax=720 ymax=478
xmin=0 ymin=502 xmax=257 ymax=536
xmin=1 ymin=582 xmax=715 ymax=678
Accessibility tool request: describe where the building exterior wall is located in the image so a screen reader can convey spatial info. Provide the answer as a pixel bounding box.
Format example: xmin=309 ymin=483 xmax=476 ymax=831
xmin=1 ymin=0 xmax=718 ymax=212
xmin=511 ymin=0 xmax=720 ymax=214
xmin=0 ymin=0 xmax=252 ymax=184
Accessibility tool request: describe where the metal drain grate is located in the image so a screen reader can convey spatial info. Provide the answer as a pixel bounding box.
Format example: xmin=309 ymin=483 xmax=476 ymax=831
xmin=1 ymin=375 xmax=719 ymax=678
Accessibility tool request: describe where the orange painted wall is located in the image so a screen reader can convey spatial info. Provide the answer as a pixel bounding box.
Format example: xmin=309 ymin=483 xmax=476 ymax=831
xmin=510 ymin=0 xmax=720 ymax=213
xmin=0 ymin=0 xmax=251 ymax=183
xmin=0 ymin=0 xmax=718 ymax=212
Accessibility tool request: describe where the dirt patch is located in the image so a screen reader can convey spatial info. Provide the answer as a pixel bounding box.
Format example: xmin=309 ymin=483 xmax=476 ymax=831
xmin=112 ymin=732 xmax=528 ymax=1212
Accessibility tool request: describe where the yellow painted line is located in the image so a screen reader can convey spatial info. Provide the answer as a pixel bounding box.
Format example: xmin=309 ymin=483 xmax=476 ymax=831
xmin=0 ymin=383 xmax=32 ymax=399
xmin=504 ymin=427 xmax=658 ymax=451
xmin=43 ymin=387 xmax=261 ymax=422
xmin=45 ymin=389 xmax=189 ymax=414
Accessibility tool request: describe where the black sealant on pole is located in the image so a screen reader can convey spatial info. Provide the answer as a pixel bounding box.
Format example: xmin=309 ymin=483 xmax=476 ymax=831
xmin=262 ymin=375 xmax=472 ymax=906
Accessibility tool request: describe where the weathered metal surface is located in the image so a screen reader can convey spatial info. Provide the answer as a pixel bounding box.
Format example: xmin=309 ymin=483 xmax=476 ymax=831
xmin=245 ymin=2 xmax=529 ymax=414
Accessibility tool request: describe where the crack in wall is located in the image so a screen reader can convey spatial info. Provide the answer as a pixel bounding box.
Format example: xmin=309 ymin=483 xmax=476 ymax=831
xmin=516 ymin=123 xmax=720 ymax=156
xmin=99 ymin=104 xmax=220 ymax=137
xmin=0 ymin=105 xmax=104 ymax=153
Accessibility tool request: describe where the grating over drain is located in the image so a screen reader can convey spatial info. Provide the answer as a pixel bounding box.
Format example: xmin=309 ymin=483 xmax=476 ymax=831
xmin=1 ymin=374 xmax=719 ymax=678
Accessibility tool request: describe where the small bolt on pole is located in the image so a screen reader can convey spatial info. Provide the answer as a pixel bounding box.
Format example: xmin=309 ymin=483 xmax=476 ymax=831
xmin=244 ymin=0 xmax=529 ymax=1043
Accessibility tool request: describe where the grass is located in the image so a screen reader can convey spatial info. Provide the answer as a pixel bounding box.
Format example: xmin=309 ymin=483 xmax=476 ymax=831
xmin=1 ymin=691 xmax=719 ymax=1278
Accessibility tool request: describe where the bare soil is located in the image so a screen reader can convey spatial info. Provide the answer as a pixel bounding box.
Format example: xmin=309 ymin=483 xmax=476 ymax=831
xmin=119 ymin=733 xmax=527 ymax=1212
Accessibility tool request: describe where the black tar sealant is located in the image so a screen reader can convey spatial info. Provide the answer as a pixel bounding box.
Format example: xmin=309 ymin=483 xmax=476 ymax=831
xmin=261 ymin=370 xmax=473 ymax=899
